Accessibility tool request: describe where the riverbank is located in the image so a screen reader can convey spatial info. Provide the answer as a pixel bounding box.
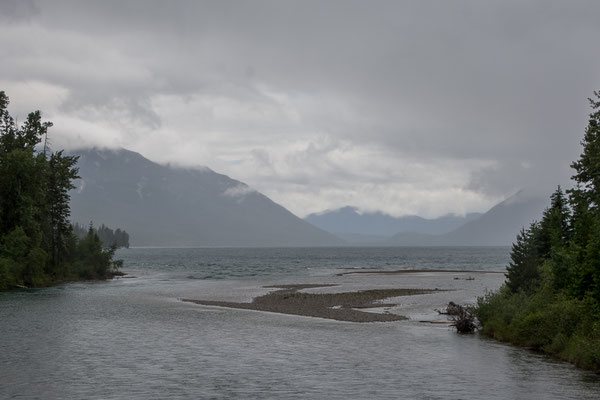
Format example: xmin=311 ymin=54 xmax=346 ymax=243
xmin=474 ymin=288 xmax=600 ymax=373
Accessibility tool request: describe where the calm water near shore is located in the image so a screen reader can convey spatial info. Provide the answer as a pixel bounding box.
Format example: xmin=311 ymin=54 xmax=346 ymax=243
xmin=2 ymin=247 xmax=600 ymax=399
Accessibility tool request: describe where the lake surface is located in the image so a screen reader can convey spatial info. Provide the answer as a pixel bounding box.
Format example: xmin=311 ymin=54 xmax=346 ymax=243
xmin=2 ymin=247 xmax=599 ymax=399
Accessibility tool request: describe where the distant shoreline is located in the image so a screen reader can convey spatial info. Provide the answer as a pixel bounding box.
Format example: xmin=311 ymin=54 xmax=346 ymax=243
xmin=335 ymin=269 xmax=504 ymax=276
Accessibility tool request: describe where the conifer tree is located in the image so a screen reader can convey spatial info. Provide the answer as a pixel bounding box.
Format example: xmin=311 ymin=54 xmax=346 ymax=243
xmin=505 ymin=222 xmax=542 ymax=294
xmin=539 ymin=186 xmax=571 ymax=258
xmin=45 ymin=150 xmax=79 ymax=274
xmin=0 ymin=91 xmax=121 ymax=289
xmin=567 ymin=91 xmax=600 ymax=302
xmin=570 ymin=91 xmax=600 ymax=212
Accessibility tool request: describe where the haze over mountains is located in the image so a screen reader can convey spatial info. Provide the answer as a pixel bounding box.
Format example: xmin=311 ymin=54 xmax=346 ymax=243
xmin=307 ymin=191 xmax=548 ymax=246
xmin=388 ymin=191 xmax=547 ymax=246
xmin=69 ymin=147 xmax=549 ymax=247
xmin=305 ymin=207 xmax=482 ymax=237
xmin=69 ymin=148 xmax=343 ymax=247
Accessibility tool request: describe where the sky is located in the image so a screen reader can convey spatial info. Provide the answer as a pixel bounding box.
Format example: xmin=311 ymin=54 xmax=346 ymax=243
xmin=1 ymin=0 xmax=599 ymax=218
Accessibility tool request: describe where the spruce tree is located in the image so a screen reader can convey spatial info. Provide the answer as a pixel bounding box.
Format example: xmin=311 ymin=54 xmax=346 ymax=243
xmin=571 ymin=91 xmax=600 ymax=212
xmin=539 ymin=186 xmax=571 ymax=258
xmin=567 ymin=91 xmax=600 ymax=302
xmin=505 ymin=222 xmax=542 ymax=294
xmin=45 ymin=150 xmax=79 ymax=275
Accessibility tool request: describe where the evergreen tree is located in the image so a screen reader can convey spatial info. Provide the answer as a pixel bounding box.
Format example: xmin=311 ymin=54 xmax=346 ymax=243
xmin=569 ymin=184 xmax=595 ymax=249
xmin=505 ymin=222 xmax=542 ymax=294
xmin=538 ymin=186 xmax=571 ymax=259
xmin=45 ymin=151 xmax=79 ymax=275
xmin=567 ymin=91 xmax=600 ymax=302
xmin=72 ymin=222 xmax=130 ymax=249
xmin=0 ymin=91 xmax=122 ymax=289
xmin=74 ymin=224 xmax=122 ymax=279
xmin=0 ymin=91 xmax=49 ymax=286
xmin=570 ymin=91 xmax=600 ymax=212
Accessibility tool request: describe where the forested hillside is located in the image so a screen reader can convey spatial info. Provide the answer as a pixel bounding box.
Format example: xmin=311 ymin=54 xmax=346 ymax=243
xmin=475 ymin=92 xmax=600 ymax=371
xmin=0 ymin=91 xmax=121 ymax=290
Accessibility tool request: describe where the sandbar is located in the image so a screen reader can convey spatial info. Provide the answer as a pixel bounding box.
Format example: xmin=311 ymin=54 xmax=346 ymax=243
xmin=182 ymin=284 xmax=439 ymax=322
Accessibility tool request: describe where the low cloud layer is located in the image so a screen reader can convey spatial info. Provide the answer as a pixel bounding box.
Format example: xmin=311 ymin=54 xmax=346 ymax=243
xmin=2 ymin=0 xmax=599 ymax=217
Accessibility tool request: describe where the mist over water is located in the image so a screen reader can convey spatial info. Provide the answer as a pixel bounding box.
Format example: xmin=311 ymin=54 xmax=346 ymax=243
xmin=2 ymin=247 xmax=599 ymax=399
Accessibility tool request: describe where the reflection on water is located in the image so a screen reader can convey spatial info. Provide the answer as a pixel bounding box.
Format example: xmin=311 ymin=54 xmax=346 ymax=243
xmin=1 ymin=247 xmax=599 ymax=399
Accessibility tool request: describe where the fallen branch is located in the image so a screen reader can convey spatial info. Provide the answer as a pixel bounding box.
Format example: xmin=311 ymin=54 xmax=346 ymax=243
xmin=448 ymin=303 xmax=476 ymax=333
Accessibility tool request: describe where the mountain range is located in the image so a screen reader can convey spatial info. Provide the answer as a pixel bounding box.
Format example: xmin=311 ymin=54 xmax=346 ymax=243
xmin=306 ymin=191 xmax=548 ymax=246
xmin=389 ymin=191 xmax=547 ymax=246
xmin=69 ymin=148 xmax=343 ymax=247
xmin=305 ymin=206 xmax=482 ymax=237
xmin=69 ymin=147 xmax=550 ymax=247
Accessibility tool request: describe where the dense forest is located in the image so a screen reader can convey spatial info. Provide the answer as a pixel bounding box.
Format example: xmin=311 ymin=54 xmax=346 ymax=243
xmin=0 ymin=91 xmax=122 ymax=290
xmin=73 ymin=223 xmax=130 ymax=249
xmin=475 ymin=92 xmax=600 ymax=371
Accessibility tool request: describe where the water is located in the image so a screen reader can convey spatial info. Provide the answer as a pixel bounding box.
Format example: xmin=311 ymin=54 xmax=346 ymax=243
xmin=118 ymin=246 xmax=511 ymax=279
xmin=1 ymin=247 xmax=599 ymax=399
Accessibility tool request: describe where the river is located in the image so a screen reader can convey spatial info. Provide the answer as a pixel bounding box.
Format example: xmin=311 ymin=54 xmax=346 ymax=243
xmin=1 ymin=247 xmax=599 ymax=399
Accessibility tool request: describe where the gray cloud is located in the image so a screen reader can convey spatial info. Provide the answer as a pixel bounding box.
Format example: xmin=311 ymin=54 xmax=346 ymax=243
xmin=0 ymin=0 xmax=39 ymax=22
xmin=1 ymin=0 xmax=599 ymax=217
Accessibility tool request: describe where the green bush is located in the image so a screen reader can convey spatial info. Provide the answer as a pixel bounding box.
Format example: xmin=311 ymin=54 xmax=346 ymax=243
xmin=475 ymin=286 xmax=600 ymax=371
xmin=563 ymin=326 xmax=600 ymax=370
xmin=475 ymin=287 xmax=534 ymax=341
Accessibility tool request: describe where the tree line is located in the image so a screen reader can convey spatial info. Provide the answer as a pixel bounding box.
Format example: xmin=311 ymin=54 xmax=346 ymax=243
xmin=475 ymin=91 xmax=600 ymax=371
xmin=0 ymin=91 xmax=122 ymax=290
xmin=72 ymin=222 xmax=130 ymax=249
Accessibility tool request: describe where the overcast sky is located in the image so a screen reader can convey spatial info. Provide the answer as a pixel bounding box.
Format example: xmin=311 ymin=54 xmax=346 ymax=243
xmin=1 ymin=0 xmax=599 ymax=218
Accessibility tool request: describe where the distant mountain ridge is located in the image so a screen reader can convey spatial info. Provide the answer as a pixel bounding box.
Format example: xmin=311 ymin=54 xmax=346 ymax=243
xmin=69 ymin=148 xmax=548 ymax=248
xmin=388 ymin=190 xmax=547 ymax=246
xmin=305 ymin=191 xmax=548 ymax=246
xmin=69 ymin=148 xmax=343 ymax=247
xmin=305 ymin=206 xmax=482 ymax=237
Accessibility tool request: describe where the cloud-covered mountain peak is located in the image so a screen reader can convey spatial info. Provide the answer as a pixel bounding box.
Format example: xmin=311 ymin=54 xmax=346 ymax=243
xmin=69 ymin=147 xmax=342 ymax=247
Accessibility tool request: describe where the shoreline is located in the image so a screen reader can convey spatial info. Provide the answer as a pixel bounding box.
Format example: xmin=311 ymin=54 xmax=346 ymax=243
xmin=2 ymin=270 xmax=129 ymax=291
